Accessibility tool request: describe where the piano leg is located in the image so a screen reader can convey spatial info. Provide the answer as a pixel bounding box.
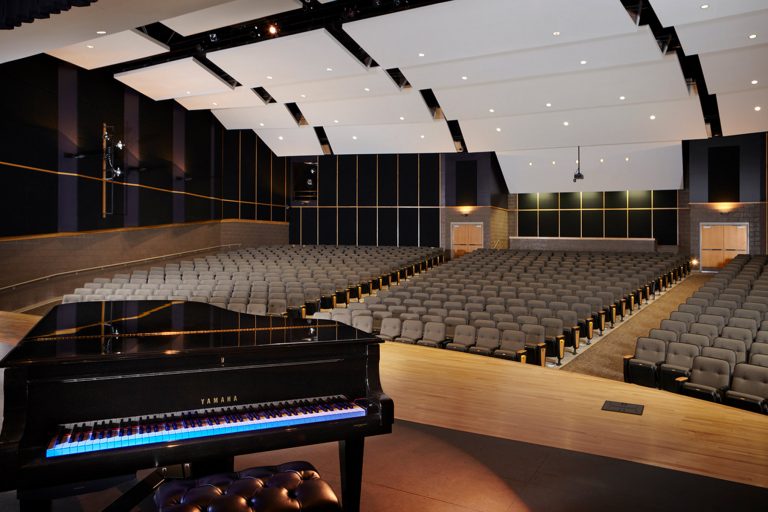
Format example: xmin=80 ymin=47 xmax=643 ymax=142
xmin=339 ymin=437 xmax=364 ymax=512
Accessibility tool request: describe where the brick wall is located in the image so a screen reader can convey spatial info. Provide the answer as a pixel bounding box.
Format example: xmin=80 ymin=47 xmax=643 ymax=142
xmin=688 ymin=203 xmax=765 ymax=260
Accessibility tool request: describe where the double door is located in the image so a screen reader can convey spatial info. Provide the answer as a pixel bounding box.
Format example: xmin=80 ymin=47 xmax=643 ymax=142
xmin=700 ymin=223 xmax=748 ymax=270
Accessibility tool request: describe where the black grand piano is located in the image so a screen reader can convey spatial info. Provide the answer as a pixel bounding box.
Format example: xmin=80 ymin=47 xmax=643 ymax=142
xmin=0 ymin=301 xmax=393 ymax=511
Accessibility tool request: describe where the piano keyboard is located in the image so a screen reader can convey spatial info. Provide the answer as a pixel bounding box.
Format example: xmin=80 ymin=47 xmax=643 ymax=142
xmin=45 ymin=396 xmax=365 ymax=458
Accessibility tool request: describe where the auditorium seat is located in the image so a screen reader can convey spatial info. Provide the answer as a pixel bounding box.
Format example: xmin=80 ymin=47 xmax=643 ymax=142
xmin=352 ymin=315 xmax=373 ymax=334
xmin=416 ymin=322 xmax=446 ymax=348
xmin=395 ymin=319 xmax=423 ymax=344
xmin=677 ymin=356 xmax=731 ymax=403
xmin=377 ymin=318 xmax=401 ymax=341
xmin=648 ymin=329 xmax=678 ymax=344
xmin=713 ymin=337 xmax=748 ymax=364
xmin=660 ymin=319 xmax=687 ymax=339
xmin=725 ymin=364 xmax=768 ymax=413
xmin=445 ymin=325 xmax=476 ymax=352
xmin=659 ymin=342 xmax=700 ymax=392
xmin=624 ymin=337 xmax=666 ymax=388
xmin=493 ymin=330 xmax=527 ymax=362
xmin=701 ymin=347 xmax=738 ymax=375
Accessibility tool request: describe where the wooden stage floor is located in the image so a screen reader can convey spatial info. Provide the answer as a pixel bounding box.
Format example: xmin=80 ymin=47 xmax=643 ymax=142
xmin=380 ymin=342 xmax=768 ymax=489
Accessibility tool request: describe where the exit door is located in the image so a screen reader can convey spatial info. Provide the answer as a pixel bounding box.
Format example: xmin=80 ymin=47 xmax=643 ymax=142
xmin=700 ymin=223 xmax=748 ymax=270
xmin=451 ymin=223 xmax=483 ymax=258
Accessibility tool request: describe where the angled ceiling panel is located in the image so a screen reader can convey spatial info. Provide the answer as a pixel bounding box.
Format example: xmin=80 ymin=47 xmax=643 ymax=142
xmin=717 ymin=87 xmax=768 ymax=136
xmin=161 ymin=0 xmax=301 ymax=37
xmin=47 ymin=29 xmax=169 ymax=70
xmin=498 ymin=142 xmax=683 ymax=193
xmin=461 ymin=96 xmax=706 ymax=152
xmin=255 ymin=127 xmax=323 ymax=157
xmin=175 ymin=86 xmax=265 ymax=110
xmin=674 ymin=10 xmax=768 ymax=55
xmin=343 ymin=0 xmax=637 ymax=69
xmin=212 ymin=104 xmax=297 ymax=130
xmin=698 ymin=44 xmax=768 ymax=94
xmin=649 ymin=0 xmax=768 ymax=28
xmin=298 ymin=90 xmax=432 ymax=127
xmin=434 ymin=56 xmax=688 ymax=120
xmin=266 ymin=67 xmax=400 ymax=104
xmin=324 ymin=121 xmax=455 ymax=155
xmin=207 ymin=28 xmax=367 ymax=88
xmin=114 ymin=57 xmax=232 ymax=101
xmin=401 ymin=28 xmax=662 ymax=90
xmin=0 ymin=0 xmax=231 ymax=64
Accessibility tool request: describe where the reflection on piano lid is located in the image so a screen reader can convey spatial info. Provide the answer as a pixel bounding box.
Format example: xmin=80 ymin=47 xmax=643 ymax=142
xmin=0 ymin=301 xmax=371 ymax=366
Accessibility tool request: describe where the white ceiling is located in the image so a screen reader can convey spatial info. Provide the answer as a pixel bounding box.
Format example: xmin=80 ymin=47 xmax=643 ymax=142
xmin=8 ymin=0 xmax=767 ymax=191
xmin=114 ymin=57 xmax=233 ymax=101
xmin=161 ymin=0 xmax=301 ymax=37
xmin=47 ymin=29 xmax=169 ymax=70
xmin=0 ymin=0 xmax=230 ymax=64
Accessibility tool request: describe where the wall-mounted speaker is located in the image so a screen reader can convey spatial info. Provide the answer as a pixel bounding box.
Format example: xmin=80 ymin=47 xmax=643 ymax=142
xmin=293 ymin=161 xmax=317 ymax=202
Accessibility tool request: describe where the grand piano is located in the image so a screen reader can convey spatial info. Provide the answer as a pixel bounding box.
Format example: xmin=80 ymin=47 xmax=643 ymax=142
xmin=0 ymin=301 xmax=393 ymax=511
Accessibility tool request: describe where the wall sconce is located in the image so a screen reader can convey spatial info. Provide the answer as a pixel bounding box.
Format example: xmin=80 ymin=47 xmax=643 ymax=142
xmin=691 ymin=258 xmax=699 ymax=268
xmin=457 ymin=206 xmax=475 ymax=217
xmin=711 ymin=202 xmax=737 ymax=214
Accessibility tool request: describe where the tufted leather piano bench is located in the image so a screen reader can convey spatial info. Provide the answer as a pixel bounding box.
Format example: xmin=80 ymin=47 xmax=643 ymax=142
xmin=154 ymin=461 xmax=342 ymax=512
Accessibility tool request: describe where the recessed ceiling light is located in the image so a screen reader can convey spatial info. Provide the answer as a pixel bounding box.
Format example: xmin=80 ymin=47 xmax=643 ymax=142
xmin=700 ymin=4 xmax=709 ymax=9
xmin=575 ymin=159 xmax=579 ymax=164
xmin=495 ymin=127 xmax=502 ymax=132
xmin=528 ymin=161 xmax=533 ymax=166
xmin=352 ymin=135 xmax=358 ymax=140
xmin=563 ymin=121 xmax=569 ymax=126
xmin=580 ymin=60 xmax=588 ymax=65
xmin=625 ymin=157 xmax=630 ymax=162
xmin=649 ymin=114 xmax=656 ymax=120
xmin=300 ymin=94 xmax=306 ymax=98
xmin=266 ymin=75 xmax=273 ymax=80
xmin=278 ymin=136 xmax=284 ymax=140
xmin=552 ymin=161 xmax=556 ymax=166
xmin=333 ymin=119 xmax=339 ymax=123
xmin=600 ymin=158 xmax=604 ymax=163
xmin=619 ymin=95 xmax=626 ymax=100
xmin=748 ymin=34 xmax=757 ymax=39
xmin=326 ymin=67 xmax=333 ymax=72
xmin=553 ymin=31 xmax=560 ymax=36
xmin=461 ymin=76 xmax=468 ymax=80
xmin=488 ymin=108 xmax=495 ymax=113
xmin=545 ymin=102 xmax=552 ymax=108
xmin=212 ymin=102 xmax=218 ymax=106
xmin=363 ymin=87 xmax=370 ymax=92
xmin=755 ymin=106 xmax=762 ymax=111
xmin=267 ymin=24 xmax=278 ymax=35
xmin=86 ymin=44 xmax=95 ymax=49
xmin=418 ymin=52 xmax=425 ymax=57
xmin=399 ymin=116 xmax=405 ymax=121
xmin=185 ymin=90 xmax=191 ymax=95
xmin=420 ymin=134 xmax=425 ymax=139
xmin=96 ymin=30 xmax=107 ymax=35
xmin=752 ymin=80 xmax=759 ymax=85
xmin=259 ymin=122 xmax=265 ymax=127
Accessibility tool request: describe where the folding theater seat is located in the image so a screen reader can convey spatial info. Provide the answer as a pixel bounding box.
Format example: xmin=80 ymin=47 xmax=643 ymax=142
xmin=623 ymin=337 xmax=666 ymax=387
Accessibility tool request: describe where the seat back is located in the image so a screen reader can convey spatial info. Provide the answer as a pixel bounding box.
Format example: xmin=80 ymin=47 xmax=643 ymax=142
xmin=352 ymin=315 xmax=373 ymax=333
xmin=677 ymin=303 xmax=702 ymax=319
xmin=634 ymin=337 xmax=666 ymax=364
xmin=721 ymin=325 xmax=754 ymax=350
xmin=701 ymin=346 xmax=738 ymax=374
xmin=679 ymin=333 xmax=711 ymax=351
xmin=712 ymin=337 xmax=747 ymax=364
xmin=453 ymin=325 xmax=477 ymax=347
xmin=541 ymin=317 xmax=563 ymax=337
xmin=728 ymin=316 xmax=758 ymax=339
xmin=705 ymin=306 xmax=731 ymax=321
xmin=660 ymin=319 xmax=687 ymax=337
xmin=669 ymin=311 xmax=695 ymax=329
xmin=380 ymin=317 xmax=401 ymax=338
xmin=475 ymin=327 xmax=501 ymax=350
xmin=731 ymin=364 xmax=768 ymax=399
xmin=500 ymin=329 xmax=526 ymax=350
xmin=697 ymin=315 xmax=725 ymax=334
xmin=648 ymin=328 xmax=678 ymax=343
xmin=750 ymin=354 xmax=768 ymax=368
xmin=665 ymin=342 xmax=699 ymax=368
xmin=400 ymin=319 xmax=424 ymax=340
xmin=689 ymin=322 xmax=719 ymax=341
xmin=422 ymin=322 xmax=446 ymax=343
xmin=689 ymin=356 xmax=731 ymax=389
xmin=522 ymin=324 xmax=545 ymax=343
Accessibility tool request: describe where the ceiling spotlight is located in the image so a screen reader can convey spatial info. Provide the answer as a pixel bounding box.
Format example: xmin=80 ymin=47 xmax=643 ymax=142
xmin=259 ymin=122 xmax=265 ymax=127
xmin=752 ymin=80 xmax=759 ymax=85
xmin=600 ymin=158 xmax=604 ymax=163
xmin=700 ymin=4 xmax=709 ymax=9
xmin=420 ymin=134 xmax=425 ymax=139
xmin=545 ymin=102 xmax=552 ymax=107
xmin=552 ymin=161 xmax=556 ymax=166
xmin=300 ymin=94 xmax=306 ymax=98
xmin=208 ymin=33 xmax=218 ymax=43
xmin=528 ymin=161 xmax=533 ymax=166
xmin=326 ymin=67 xmax=333 ymax=72
xmin=756 ymin=106 xmax=762 ymax=111
xmin=488 ymin=108 xmax=495 ymax=113
xmin=649 ymin=114 xmax=656 ymax=120
xmin=266 ymin=75 xmax=273 ymax=80
xmin=86 ymin=44 xmax=94 ymax=49
xmin=625 ymin=157 xmax=630 ymax=162
xmin=748 ymin=34 xmax=757 ymax=39
xmin=352 ymin=135 xmax=358 ymax=140
xmin=185 ymin=90 xmax=191 ymax=95
xmin=563 ymin=121 xmax=569 ymax=126
xmin=96 ymin=30 xmax=107 ymax=35
xmin=553 ymin=31 xmax=561 ymax=36
xmin=619 ymin=95 xmax=626 ymax=100
xmin=333 ymin=119 xmax=339 ymax=123
xmin=267 ymin=24 xmax=278 ymax=35
xmin=418 ymin=52 xmax=425 ymax=57
xmin=363 ymin=87 xmax=370 ymax=92
xmin=212 ymin=102 xmax=218 ymax=106
xmin=399 ymin=116 xmax=405 ymax=120
xmin=495 ymin=127 xmax=502 ymax=132
xmin=278 ymin=136 xmax=284 ymax=140
xmin=580 ymin=60 xmax=588 ymax=65
xmin=461 ymin=76 xmax=468 ymax=80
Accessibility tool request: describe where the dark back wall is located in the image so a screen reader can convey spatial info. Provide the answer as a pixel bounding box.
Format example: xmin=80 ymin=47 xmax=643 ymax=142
xmin=0 ymin=54 xmax=288 ymax=239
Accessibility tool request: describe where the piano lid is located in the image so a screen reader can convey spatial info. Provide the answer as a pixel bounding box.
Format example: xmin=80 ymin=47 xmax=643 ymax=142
xmin=0 ymin=301 xmax=376 ymax=367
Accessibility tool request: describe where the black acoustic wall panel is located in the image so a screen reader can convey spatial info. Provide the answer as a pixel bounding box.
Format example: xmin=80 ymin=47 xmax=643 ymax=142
xmin=399 ymin=208 xmax=419 ymax=246
xmin=256 ymin=138 xmax=272 ymax=220
xmin=378 ymin=208 xmax=397 ymax=245
xmin=653 ymin=210 xmax=678 ymax=245
xmin=398 ymin=154 xmax=419 ymax=206
xmin=653 ymin=190 xmax=677 ymax=208
xmin=628 ymin=190 xmax=651 ymax=208
xmin=0 ymin=164 xmax=59 ymax=236
xmin=338 ymin=155 xmax=357 ymax=206
xmin=357 ymin=155 xmax=377 ymax=206
xmin=185 ymin=111 xmax=216 ymax=222
xmin=455 ymin=160 xmax=477 ymax=206
xmin=518 ymin=193 xmax=537 ymax=210
xmin=582 ymin=211 xmax=604 ymax=237
xmin=582 ymin=192 xmax=603 ymax=209
xmin=628 ymin=210 xmax=652 ymax=238
xmin=378 ymin=154 xmax=397 ymax=206
xmin=605 ymin=191 xmax=627 ymax=209
xmin=358 ymin=208 xmax=377 ymax=246
xmin=538 ymin=193 xmax=558 ymax=210
xmin=560 ymin=211 xmax=580 ymax=237
xmin=708 ymin=146 xmax=740 ymax=202
xmin=301 ymin=207 xmax=317 ymax=245
xmin=338 ymin=207 xmax=356 ymax=245
xmin=239 ymin=131 xmax=256 ymax=219
xmin=420 ymin=154 xmax=440 ymax=206
xmin=289 ymin=207 xmax=301 ymax=244
xmin=518 ymin=211 xmax=537 ymax=236
xmin=539 ymin=211 xmax=558 ymax=237
xmin=220 ymin=130 xmax=239 ymax=220
xmin=420 ymin=208 xmax=440 ymax=247
xmin=605 ymin=210 xmax=627 ymax=238
xmin=271 ymin=156 xmax=287 ymax=222
xmin=560 ymin=192 xmax=580 ymax=210
xmin=319 ymin=208 xmax=337 ymax=245
xmin=317 ymin=155 xmax=336 ymax=207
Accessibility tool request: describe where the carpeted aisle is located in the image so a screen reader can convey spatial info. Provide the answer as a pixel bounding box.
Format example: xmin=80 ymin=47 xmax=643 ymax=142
xmin=561 ymin=273 xmax=711 ymax=381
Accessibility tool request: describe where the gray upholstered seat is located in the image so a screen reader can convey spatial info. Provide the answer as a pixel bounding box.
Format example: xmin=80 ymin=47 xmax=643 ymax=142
xmin=445 ymin=324 xmax=476 ymax=352
xmin=659 ymin=342 xmax=700 ymax=392
xmin=468 ymin=327 xmax=501 ymax=356
xmin=713 ymin=337 xmax=748 ymax=364
xmin=679 ymin=356 xmax=731 ymax=402
xmin=377 ymin=317 xmax=401 ymax=341
xmin=624 ymin=337 xmax=666 ymax=388
xmin=493 ymin=329 xmax=527 ymax=362
xmin=648 ymin=328 xmax=678 ymax=344
xmin=725 ymin=364 xmax=768 ymax=413
xmin=679 ymin=332 xmax=711 ymax=351
xmin=416 ymin=322 xmax=447 ymax=348
xmin=352 ymin=315 xmax=373 ymax=333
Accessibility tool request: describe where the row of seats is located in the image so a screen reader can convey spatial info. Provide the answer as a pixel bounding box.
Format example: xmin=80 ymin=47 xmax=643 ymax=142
xmin=626 ymin=254 xmax=768 ymax=413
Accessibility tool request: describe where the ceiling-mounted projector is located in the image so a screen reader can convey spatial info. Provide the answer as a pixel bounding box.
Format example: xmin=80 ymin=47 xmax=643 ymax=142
xmin=572 ymin=145 xmax=584 ymax=183
xmin=573 ymin=170 xmax=584 ymax=182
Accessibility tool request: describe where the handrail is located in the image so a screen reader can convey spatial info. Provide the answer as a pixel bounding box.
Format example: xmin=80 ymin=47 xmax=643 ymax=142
xmin=0 ymin=244 xmax=242 ymax=293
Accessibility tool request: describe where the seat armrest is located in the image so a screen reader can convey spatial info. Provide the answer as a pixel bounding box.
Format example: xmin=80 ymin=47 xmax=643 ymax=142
xmin=674 ymin=376 xmax=688 ymax=393
xmin=622 ymin=355 xmax=632 ymax=382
